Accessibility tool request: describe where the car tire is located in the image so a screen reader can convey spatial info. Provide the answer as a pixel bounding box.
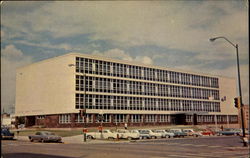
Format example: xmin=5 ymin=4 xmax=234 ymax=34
xmin=108 ymin=137 xmax=114 ymax=140
xmin=30 ymin=139 xmax=33 ymax=142
xmin=87 ymin=135 xmax=93 ymax=139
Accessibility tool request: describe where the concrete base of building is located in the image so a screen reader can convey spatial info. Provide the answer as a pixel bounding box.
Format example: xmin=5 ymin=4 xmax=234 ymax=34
xmin=15 ymin=113 xmax=239 ymax=129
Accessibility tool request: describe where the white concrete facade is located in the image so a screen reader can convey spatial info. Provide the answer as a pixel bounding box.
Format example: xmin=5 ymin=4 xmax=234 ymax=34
xmin=15 ymin=54 xmax=76 ymax=116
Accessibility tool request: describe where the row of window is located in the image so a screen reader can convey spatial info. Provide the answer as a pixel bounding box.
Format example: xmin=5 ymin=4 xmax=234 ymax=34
xmin=75 ymin=94 xmax=221 ymax=112
xmin=58 ymin=114 xmax=238 ymax=124
xmin=196 ymin=115 xmax=238 ymax=123
xmin=76 ymin=57 xmax=219 ymax=88
xmin=76 ymin=76 xmax=220 ymax=100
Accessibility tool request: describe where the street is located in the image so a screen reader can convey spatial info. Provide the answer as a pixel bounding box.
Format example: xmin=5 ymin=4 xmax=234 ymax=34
xmin=2 ymin=136 xmax=249 ymax=158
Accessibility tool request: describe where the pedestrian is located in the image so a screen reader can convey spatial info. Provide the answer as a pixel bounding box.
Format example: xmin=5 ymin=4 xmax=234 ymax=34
xmin=98 ymin=126 xmax=102 ymax=132
xmin=124 ymin=123 xmax=128 ymax=130
xmin=221 ymin=125 xmax=224 ymax=131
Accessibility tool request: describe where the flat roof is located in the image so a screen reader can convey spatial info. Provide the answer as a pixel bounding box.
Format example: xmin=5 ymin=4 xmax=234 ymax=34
xmin=17 ymin=52 xmax=235 ymax=79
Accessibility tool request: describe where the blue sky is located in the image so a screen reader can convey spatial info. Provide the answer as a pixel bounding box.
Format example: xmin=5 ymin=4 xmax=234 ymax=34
xmin=1 ymin=1 xmax=249 ymax=113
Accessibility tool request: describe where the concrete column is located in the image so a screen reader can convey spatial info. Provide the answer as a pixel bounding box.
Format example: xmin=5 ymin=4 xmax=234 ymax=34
xmin=227 ymin=115 xmax=229 ymax=128
xmin=71 ymin=113 xmax=76 ymax=128
xmin=214 ymin=115 xmax=218 ymax=131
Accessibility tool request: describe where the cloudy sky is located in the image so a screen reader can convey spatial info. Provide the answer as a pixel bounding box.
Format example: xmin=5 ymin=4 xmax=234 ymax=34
xmin=1 ymin=1 xmax=248 ymax=113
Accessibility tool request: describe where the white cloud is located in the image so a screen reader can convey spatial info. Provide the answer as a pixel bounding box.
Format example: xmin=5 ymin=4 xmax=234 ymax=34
xmin=92 ymin=49 xmax=133 ymax=62
xmin=135 ymin=56 xmax=153 ymax=65
xmin=1 ymin=45 xmax=33 ymax=113
xmin=2 ymin=45 xmax=23 ymax=59
xmin=14 ymin=40 xmax=74 ymax=51
xmin=2 ymin=1 xmax=248 ymax=56
xmin=1 ymin=1 xmax=248 ymax=109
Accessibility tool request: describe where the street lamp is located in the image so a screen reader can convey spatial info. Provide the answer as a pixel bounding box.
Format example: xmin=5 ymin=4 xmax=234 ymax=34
xmin=209 ymin=36 xmax=247 ymax=146
xmin=69 ymin=64 xmax=87 ymax=142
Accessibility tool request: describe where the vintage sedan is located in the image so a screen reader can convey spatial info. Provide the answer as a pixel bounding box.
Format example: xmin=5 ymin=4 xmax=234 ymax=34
xmin=28 ymin=131 xmax=62 ymax=143
xmin=138 ymin=129 xmax=162 ymax=139
xmin=182 ymin=129 xmax=202 ymax=137
xmin=133 ymin=130 xmax=151 ymax=139
xmin=86 ymin=130 xmax=118 ymax=140
xmin=153 ymin=130 xmax=174 ymax=138
xmin=1 ymin=128 xmax=15 ymax=140
xmin=200 ymin=129 xmax=216 ymax=136
xmin=117 ymin=129 xmax=140 ymax=140
xmin=168 ymin=129 xmax=187 ymax=138
xmin=217 ymin=128 xmax=241 ymax=136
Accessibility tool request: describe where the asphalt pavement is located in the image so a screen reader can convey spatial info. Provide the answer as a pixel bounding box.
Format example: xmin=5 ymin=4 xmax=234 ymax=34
xmin=2 ymin=136 xmax=249 ymax=158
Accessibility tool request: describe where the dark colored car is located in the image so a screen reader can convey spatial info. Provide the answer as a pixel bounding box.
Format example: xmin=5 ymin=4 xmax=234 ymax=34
xmin=217 ymin=128 xmax=241 ymax=136
xmin=1 ymin=128 xmax=15 ymax=140
xmin=28 ymin=131 xmax=62 ymax=143
xmin=168 ymin=129 xmax=187 ymax=138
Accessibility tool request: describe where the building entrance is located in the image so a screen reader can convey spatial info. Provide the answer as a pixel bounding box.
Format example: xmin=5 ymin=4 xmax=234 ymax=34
xmin=171 ymin=114 xmax=187 ymax=125
xmin=193 ymin=114 xmax=198 ymax=125
xmin=25 ymin=116 xmax=36 ymax=127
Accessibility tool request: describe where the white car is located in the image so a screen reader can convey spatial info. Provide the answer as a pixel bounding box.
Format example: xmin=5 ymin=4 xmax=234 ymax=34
xmin=153 ymin=130 xmax=174 ymax=138
xmin=139 ymin=129 xmax=162 ymax=139
xmin=182 ymin=129 xmax=202 ymax=137
xmin=133 ymin=130 xmax=151 ymax=139
xmin=117 ymin=129 xmax=140 ymax=140
xmin=86 ymin=130 xmax=118 ymax=140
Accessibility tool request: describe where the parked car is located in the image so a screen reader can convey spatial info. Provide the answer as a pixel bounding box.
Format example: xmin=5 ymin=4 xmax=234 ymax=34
xmin=217 ymin=128 xmax=241 ymax=136
xmin=18 ymin=124 xmax=25 ymax=129
xmin=168 ymin=129 xmax=187 ymax=138
xmin=1 ymin=128 xmax=15 ymax=140
xmin=86 ymin=129 xmax=118 ymax=140
xmin=117 ymin=129 xmax=140 ymax=140
xmin=28 ymin=131 xmax=62 ymax=143
xmin=138 ymin=129 xmax=162 ymax=139
xmin=200 ymin=129 xmax=216 ymax=136
xmin=182 ymin=129 xmax=202 ymax=137
xmin=134 ymin=130 xmax=151 ymax=139
xmin=153 ymin=130 xmax=174 ymax=138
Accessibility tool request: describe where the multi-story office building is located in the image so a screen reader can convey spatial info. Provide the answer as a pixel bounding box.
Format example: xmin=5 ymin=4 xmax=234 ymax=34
xmin=15 ymin=53 xmax=239 ymax=128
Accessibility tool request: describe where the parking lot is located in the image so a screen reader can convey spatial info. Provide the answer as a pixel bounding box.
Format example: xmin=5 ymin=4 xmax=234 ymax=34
xmin=2 ymin=126 xmax=249 ymax=158
xmin=2 ymin=136 xmax=249 ymax=158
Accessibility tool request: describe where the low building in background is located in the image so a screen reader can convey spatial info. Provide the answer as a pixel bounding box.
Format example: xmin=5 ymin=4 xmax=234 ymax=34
xmin=15 ymin=53 xmax=239 ymax=128
xmin=1 ymin=113 xmax=15 ymax=128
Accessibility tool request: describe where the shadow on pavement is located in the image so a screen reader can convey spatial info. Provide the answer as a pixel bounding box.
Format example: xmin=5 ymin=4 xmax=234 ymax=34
xmin=2 ymin=153 xmax=76 ymax=158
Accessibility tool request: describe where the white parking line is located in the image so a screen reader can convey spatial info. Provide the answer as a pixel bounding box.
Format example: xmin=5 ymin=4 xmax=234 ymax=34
xmin=167 ymin=154 xmax=204 ymax=158
xmin=193 ymin=144 xmax=208 ymax=147
xmin=208 ymin=145 xmax=223 ymax=148
xmin=179 ymin=144 xmax=193 ymax=146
